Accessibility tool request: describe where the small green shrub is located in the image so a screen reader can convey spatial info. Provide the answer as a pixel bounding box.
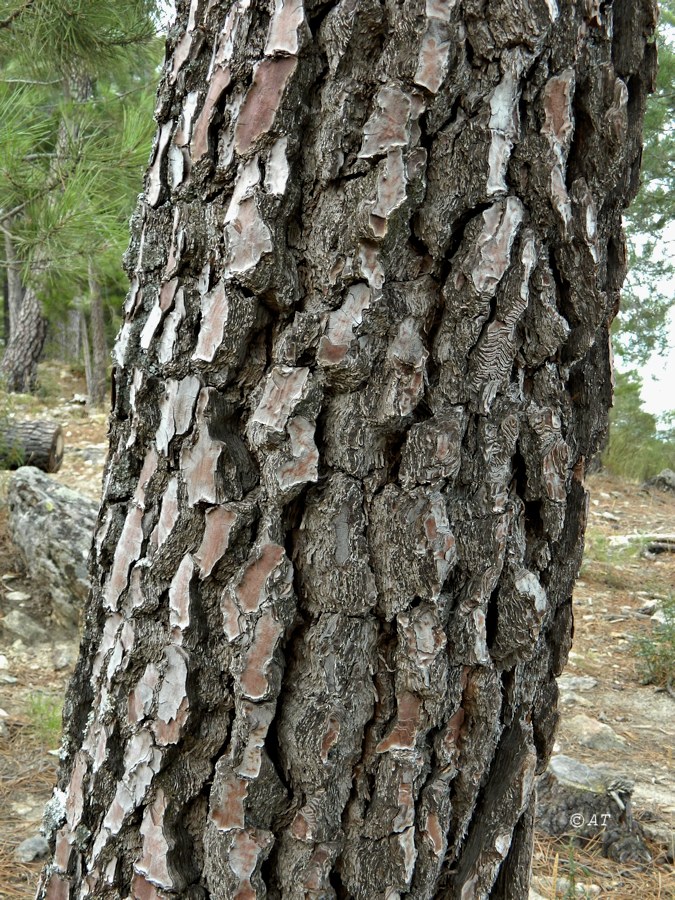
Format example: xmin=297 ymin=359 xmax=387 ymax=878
xmin=633 ymin=592 xmax=675 ymax=688
xmin=26 ymin=692 xmax=63 ymax=747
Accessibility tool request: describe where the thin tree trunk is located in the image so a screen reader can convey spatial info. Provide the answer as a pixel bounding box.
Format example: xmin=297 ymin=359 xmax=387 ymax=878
xmin=88 ymin=263 xmax=108 ymax=407
xmin=65 ymin=307 xmax=83 ymax=363
xmin=81 ymin=303 xmax=93 ymax=404
xmin=37 ymin=1 xmax=656 ymax=898
xmin=0 ymin=285 xmax=46 ymax=392
xmin=3 ymin=224 xmax=23 ymax=340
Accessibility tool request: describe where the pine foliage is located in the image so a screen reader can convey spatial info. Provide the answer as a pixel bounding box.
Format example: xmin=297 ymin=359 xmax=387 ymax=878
xmin=616 ymin=0 xmax=675 ymax=364
xmin=0 ymin=0 xmax=162 ymax=332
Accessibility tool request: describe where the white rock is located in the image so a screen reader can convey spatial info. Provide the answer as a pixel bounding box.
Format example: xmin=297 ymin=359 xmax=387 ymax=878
xmin=564 ymin=714 xmax=628 ymax=751
xmin=6 ymin=590 xmax=31 ymax=602
xmin=14 ymin=835 xmax=49 ymax=863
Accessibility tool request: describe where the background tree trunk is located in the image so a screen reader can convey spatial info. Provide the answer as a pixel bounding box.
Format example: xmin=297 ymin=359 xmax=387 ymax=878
xmin=88 ymin=262 xmax=108 ymax=407
xmin=3 ymin=224 xmax=24 ymax=341
xmin=37 ymin=1 xmax=655 ymax=898
xmin=0 ymin=285 xmax=46 ymax=392
xmin=56 ymin=307 xmax=84 ymax=365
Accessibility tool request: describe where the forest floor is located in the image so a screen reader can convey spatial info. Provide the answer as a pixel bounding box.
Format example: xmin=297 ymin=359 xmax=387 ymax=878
xmin=0 ymin=363 xmax=672 ymax=899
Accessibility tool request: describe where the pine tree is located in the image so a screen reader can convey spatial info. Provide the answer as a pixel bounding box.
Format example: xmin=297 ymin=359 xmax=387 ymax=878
xmin=0 ymin=0 xmax=161 ymax=395
xmin=34 ymin=0 xmax=656 ymax=896
xmin=615 ymin=0 xmax=675 ymax=364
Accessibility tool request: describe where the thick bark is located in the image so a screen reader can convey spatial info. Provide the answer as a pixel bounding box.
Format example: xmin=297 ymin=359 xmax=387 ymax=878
xmin=37 ymin=1 xmax=655 ymax=898
xmin=0 ymin=419 xmax=64 ymax=472
xmin=88 ymin=264 xmax=109 ymax=408
xmin=0 ymin=285 xmax=47 ymax=392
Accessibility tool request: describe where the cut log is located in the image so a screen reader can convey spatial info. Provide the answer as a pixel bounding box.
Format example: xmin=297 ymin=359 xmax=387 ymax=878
xmin=608 ymin=533 xmax=675 ymax=547
xmin=0 ymin=420 xmax=64 ymax=473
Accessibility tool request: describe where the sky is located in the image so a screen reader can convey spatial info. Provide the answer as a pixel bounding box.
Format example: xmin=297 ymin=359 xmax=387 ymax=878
xmin=635 ymin=309 xmax=675 ymax=419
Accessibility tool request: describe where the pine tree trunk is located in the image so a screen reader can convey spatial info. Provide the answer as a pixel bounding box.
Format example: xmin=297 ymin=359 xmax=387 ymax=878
xmin=37 ymin=1 xmax=655 ymax=898
xmin=3 ymin=224 xmax=24 ymax=341
xmin=0 ymin=285 xmax=46 ymax=392
xmin=81 ymin=305 xmax=94 ymax=404
xmin=59 ymin=307 xmax=83 ymax=365
xmin=88 ymin=264 xmax=108 ymax=408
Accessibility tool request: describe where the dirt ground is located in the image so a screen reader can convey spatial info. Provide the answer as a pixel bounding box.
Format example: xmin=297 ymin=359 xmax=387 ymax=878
xmin=0 ymin=366 xmax=672 ymax=899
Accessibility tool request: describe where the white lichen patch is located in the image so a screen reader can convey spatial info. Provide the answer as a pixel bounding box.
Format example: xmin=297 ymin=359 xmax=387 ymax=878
xmin=196 ymin=506 xmax=238 ymax=578
xmin=471 ymin=198 xmax=524 ymax=295
xmin=276 ymin=416 xmax=319 ymax=491
xmin=153 ymin=645 xmax=189 ymax=745
xmin=180 ymin=389 xmax=225 ymax=506
xmin=379 ymin=317 xmax=428 ymax=419
xmin=541 ymin=70 xmax=575 ymax=230
xmin=156 ymin=376 xmax=201 ymax=455
xmin=265 ymin=0 xmax=305 ymax=56
xmin=264 ymin=137 xmax=290 ymax=195
xmin=317 ymin=284 xmax=372 ymax=366
xmin=156 ymin=287 xmax=186 ymax=365
xmin=415 ymin=4 xmax=456 ymax=95
xmin=359 ymin=86 xmax=412 ymax=158
xmin=487 ymin=68 xmax=520 ymax=196
xmin=370 ymin=149 xmax=408 ymax=236
xmin=251 ymin=366 xmax=311 ymax=433
xmin=191 ymin=65 xmax=232 ymax=162
xmin=145 ymin=120 xmax=173 ymax=207
xmin=134 ymin=789 xmax=173 ymax=889
xmin=193 ymin=281 xmax=230 ymax=362
xmin=234 ymin=57 xmax=298 ymax=155
xmin=169 ymin=555 xmax=194 ymax=640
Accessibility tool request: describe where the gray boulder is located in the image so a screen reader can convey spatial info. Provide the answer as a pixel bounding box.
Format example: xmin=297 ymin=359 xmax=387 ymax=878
xmin=645 ymin=468 xmax=675 ymax=492
xmin=7 ymin=467 xmax=98 ymax=629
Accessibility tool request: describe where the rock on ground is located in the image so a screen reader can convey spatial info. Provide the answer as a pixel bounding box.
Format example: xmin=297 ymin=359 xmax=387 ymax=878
xmin=7 ymin=466 xmax=98 ymax=629
xmin=562 ymin=713 xmax=628 ymax=751
xmin=645 ymin=469 xmax=675 ymax=492
xmin=13 ymin=835 xmax=50 ymax=863
xmin=1 ymin=609 xmax=47 ymax=644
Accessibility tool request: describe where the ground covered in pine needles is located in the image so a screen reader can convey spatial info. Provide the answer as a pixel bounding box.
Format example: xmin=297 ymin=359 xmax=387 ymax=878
xmin=0 ymin=364 xmax=672 ymax=899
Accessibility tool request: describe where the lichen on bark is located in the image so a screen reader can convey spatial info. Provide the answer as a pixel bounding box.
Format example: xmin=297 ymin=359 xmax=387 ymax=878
xmin=37 ymin=0 xmax=656 ymax=897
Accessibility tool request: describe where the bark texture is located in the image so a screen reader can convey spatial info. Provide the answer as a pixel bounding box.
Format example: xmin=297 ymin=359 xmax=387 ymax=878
xmin=0 ymin=285 xmax=47 ymax=392
xmin=88 ymin=265 xmax=109 ymax=409
xmin=4 ymin=224 xmax=24 ymax=340
xmin=37 ymin=1 xmax=656 ymax=898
